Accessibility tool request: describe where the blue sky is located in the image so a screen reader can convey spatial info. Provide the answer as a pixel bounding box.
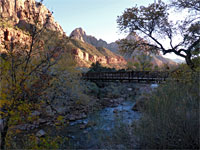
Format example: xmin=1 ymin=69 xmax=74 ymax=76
xmin=43 ymin=0 xmax=184 ymax=60
xmin=44 ymin=0 xmax=158 ymax=43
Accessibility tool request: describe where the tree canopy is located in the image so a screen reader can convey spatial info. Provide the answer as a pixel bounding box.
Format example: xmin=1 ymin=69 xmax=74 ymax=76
xmin=117 ymin=0 xmax=200 ymax=69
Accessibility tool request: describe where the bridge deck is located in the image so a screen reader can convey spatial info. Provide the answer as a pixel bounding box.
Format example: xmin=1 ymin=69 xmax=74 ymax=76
xmin=82 ymin=71 xmax=169 ymax=83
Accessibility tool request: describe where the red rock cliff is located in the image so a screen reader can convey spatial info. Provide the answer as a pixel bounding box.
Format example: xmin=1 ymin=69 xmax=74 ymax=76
xmin=72 ymin=48 xmax=127 ymax=68
xmin=0 ymin=0 xmax=64 ymax=34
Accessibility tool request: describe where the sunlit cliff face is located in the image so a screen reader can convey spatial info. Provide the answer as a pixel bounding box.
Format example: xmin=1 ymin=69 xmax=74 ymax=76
xmin=72 ymin=48 xmax=127 ymax=68
xmin=0 ymin=0 xmax=64 ymax=34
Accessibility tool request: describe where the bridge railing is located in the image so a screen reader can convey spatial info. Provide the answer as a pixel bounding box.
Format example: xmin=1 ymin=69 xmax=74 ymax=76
xmin=82 ymin=71 xmax=169 ymax=82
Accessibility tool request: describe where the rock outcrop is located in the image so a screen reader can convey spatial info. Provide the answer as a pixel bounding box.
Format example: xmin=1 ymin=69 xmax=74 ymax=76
xmin=0 ymin=0 xmax=64 ymax=34
xmin=70 ymin=28 xmax=127 ymax=68
xmin=70 ymin=28 xmax=177 ymax=68
xmin=0 ymin=0 xmax=66 ymax=54
xmin=70 ymin=28 xmax=118 ymax=53
xmin=0 ymin=27 xmax=31 ymax=51
xmin=72 ymin=48 xmax=126 ymax=68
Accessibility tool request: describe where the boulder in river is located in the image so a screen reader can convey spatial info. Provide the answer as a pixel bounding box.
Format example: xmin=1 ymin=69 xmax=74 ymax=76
xmin=113 ymin=109 xmax=118 ymax=113
xmin=127 ymin=88 xmax=132 ymax=91
xmin=80 ymin=124 xmax=87 ymax=129
xmin=36 ymin=129 xmax=46 ymax=137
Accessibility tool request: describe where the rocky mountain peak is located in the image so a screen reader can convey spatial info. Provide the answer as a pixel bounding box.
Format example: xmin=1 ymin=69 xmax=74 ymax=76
xmin=70 ymin=28 xmax=119 ymax=53
xmin=70 ymin=27 xmax=86 ymax=42
xmin=0 ymin=0 xmax=64 ymax=34
xmin=74 ymin=28 xmax=86 ymax=35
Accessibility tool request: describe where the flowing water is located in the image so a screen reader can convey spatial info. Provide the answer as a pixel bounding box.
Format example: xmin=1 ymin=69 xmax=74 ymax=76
xmin=48 ymin=100 xmax=141 ymax=149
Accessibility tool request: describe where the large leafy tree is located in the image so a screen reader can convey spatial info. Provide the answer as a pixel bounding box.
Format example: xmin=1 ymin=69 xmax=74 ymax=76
xmin=0 ymin=1 xmax=70 ymax=149
xmin=117 ymin=0 xmax=200 ymax=69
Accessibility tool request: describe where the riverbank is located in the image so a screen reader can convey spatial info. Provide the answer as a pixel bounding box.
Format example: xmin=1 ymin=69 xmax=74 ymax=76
xmin=6 ymin=82 xmax=158 ymax=149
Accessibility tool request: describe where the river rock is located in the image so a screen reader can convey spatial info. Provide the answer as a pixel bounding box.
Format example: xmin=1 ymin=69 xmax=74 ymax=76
xmin=67 ymin=135 xmax=75 ymax=139
xmin=38 ymin=118 xmax=47 ymax=124
xmin=115 ymin=97 xmax=125 ymax=102
xmin=76 ymin=113 xmax=87 ymax=120
xmin=82 ymin=113 xmax=87 ymax=118
xmin=16 ymin=123 xmax=39 ymax=131
xmin=151 ymin=84 xmax=158 ymax=89
xmin=127 ymin=88 xmax=132 ymax=91
xmin=56 ymin=107 xmax=67 ymax=115
xmin=113 ymin=109 xmax=118 ymax=113
xmin=68 ymin=115 xmax=76 ymax=121
xmin=16 ymin=124 xmax=28 ymax=130
xmin=31 ymin=111 xmax=41 ymax=117
xmin=80 ymin=124 xmax=87 ymax=129
xmin=36 ymin=129 xmax=46 ymax=137
xmin=83 ymin=130 xmax=88 ymax=134
xmin=86 ymin=121 xmax=96 ymax=128
xmin=45 ymin=106 xmax=55 ymax=117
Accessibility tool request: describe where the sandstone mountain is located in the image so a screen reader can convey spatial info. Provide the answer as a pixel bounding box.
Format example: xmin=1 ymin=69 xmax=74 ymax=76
xmin=0 ymin=0 xmax=176 ymax=69
xmin=66 ymin=39 xmax=127 ymax=68
xmin=70 ymin=28 xmax=177 ymax=67
xmin=0 ymin=0 xmax=126 ymax=69
xmin=69 ymin=28 xmax=126 ymax=68
xmin=70 ymin=28 xmax=119 ymax=53
xmin=0 ymin=0 xmax=64 ymax=52
xmin=0 ymin=0 xmax=64 ymax=34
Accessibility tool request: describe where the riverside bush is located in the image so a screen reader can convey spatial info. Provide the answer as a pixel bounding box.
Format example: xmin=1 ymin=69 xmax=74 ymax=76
xmin=134 ymin=70 xmax=199 ymax=149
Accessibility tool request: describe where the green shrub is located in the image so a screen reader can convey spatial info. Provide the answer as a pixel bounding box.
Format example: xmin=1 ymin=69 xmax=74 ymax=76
xmin=88 ymin=61 xmax=117 ymax=73
xmin=83 ymin=81 xmax=100 ymax=96
xmin=134 ymin=71 xmax=199 ymax=149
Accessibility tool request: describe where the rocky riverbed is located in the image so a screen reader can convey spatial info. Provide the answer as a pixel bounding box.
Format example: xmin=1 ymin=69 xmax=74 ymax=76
xmin=5 ymin=83 xmax=158 ymax=149
xmin=47 ymin=100 xmax=141 ymax=149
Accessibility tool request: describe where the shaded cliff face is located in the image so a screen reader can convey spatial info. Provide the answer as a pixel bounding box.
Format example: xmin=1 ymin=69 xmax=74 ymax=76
xmin=0 ymin=0 xmax=64 ymax=34
xmin=70 ymin=28 xmax=177 ymax=67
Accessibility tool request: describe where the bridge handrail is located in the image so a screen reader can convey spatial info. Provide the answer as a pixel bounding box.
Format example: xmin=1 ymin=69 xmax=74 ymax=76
xmin=82 ymin=71 xmax=170 ymax=80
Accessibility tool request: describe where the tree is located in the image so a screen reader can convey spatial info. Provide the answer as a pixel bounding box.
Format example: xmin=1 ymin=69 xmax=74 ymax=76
xmin=88 ymin=61 xmax=117 ymax=73
xmin=117 ymin=0 xmax=200 ymax=69
xmin=126 ymin=52 xmax=153 ymax=71
xmin=171 ymin=0 xmax=200 ymax=11
xmin=0 ymin=1 xmax=69 ymax=149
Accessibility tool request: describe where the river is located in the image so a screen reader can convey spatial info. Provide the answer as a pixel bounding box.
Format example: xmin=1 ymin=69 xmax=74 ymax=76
xmin=47 ymin=100 xmax=140 ymax=149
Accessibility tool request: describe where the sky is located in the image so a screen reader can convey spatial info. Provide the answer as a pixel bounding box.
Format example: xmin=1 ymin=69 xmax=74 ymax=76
xmin=44 ymin=0 xmax=157 ymax=43
xmin=43 ymin=0 xmax=184 ymax=61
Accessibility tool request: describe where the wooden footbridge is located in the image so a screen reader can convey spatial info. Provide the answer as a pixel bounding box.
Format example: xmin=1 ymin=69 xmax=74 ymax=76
xmin=82 ymin=71 xmax=169 ymax=83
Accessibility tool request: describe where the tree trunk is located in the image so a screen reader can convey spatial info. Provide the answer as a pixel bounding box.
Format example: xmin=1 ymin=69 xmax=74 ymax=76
xmin=185 ymin=56 xmax=194 ymax=70
xmin=1 ymin=117 xmax=10 ymax=150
